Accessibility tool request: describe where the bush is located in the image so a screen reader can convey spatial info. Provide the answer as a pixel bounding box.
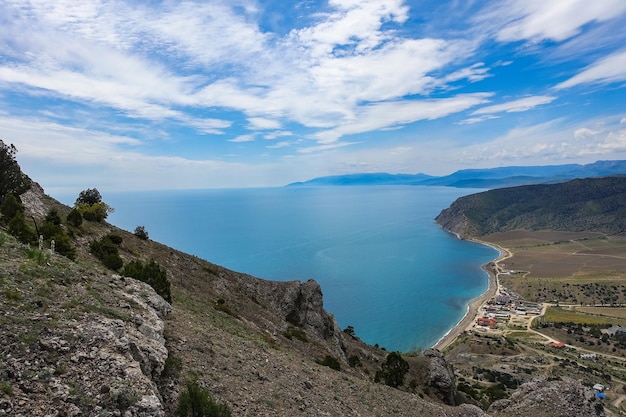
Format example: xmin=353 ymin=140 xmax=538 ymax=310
xmin=90 ymin=234 xmax=124 ymax=271
xmin=78 ymin=202 xmax=112 ymax=222
xmin=319 ymin=355 xmax=341 ymax=371
xmin=66 ymin=208 xmax=83 ymax=227
xmin=121 ymin=259 xmax=172 ymax=303
xmin=134 ymin=225 xmax=149 ymax=240
xmin=52 ymin=232 xmax=77 ymax=260
xmin=0 ymin=193 xmax=23 ymax=224
xmin=45 ymin=209 xmax=62 ymax=226
xmin=7 ymin=212 xmax=37 ymax=244
xmin=375 ymin=352 xmax=409 ymax=388
xmin=176 ymin=380 xmax=231 ymax=417
xmin=348 ymin=354 xmax=362 ymax=368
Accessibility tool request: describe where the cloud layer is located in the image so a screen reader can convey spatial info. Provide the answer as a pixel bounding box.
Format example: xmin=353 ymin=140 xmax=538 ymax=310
xmin=1 ymin=0 xmax=626 ymax=192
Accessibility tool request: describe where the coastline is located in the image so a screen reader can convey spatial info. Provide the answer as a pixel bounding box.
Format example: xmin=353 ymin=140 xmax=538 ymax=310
xmin=432 ymin=239 xmax=509 ymax=351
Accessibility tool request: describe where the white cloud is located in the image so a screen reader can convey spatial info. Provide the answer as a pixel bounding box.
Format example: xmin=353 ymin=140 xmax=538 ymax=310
xmin=247 ymin=117 xmax=282 ymax=130
xmin=457 ymin=115 xmax=500 ymax=125
xmin=266 ymin=141 xmax=290 ymax=149
xmin=229 ymin=134 xmax=256 ymax=143
xmin=555 ymin=50 xmax=626 ymax=89
xmin=458 ymin=117 xmax=626 ymax=165
xmin=312 ymin=93 xmax=493 ymax=144
xmin=472 ymin=95 xmax=556 ymax=115
xmin=292 ymin=0 xmax=409 ymax=56
xmin=264 ymin=131 xmax=293 ymax=140
xmin=485 ymin=0 xmax=626 ymax=43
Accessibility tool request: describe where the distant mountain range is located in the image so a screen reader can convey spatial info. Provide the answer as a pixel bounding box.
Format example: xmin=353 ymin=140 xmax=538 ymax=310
xmin=287 ymin=160 xmax=626 ymax=189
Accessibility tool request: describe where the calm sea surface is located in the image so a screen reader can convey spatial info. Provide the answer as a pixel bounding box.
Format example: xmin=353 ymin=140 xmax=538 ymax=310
xmin=96 ymin=186 xmax=497 ymax=352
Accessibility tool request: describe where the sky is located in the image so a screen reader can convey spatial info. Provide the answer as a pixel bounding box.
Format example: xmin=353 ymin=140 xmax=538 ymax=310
xmin=2 ymin=0 xmax=626 ymax=195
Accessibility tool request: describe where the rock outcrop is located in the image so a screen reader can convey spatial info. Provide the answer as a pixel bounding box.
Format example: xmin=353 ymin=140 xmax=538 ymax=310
xmin=424 ymin=348 xmax=459 ymax=405
xmin=0 ymin=239 xmax=171 ymax=417
xmin=488 ymin=377 xmax=605 ymax=417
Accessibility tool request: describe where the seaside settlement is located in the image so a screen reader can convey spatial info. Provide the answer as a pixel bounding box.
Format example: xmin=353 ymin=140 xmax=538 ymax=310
xmin=454 ymin=261 xmax=623 ymax=405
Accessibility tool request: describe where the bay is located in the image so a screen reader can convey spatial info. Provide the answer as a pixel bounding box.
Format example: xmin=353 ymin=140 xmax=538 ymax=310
xmin=101 ymin=186 xmax=498 ymax=352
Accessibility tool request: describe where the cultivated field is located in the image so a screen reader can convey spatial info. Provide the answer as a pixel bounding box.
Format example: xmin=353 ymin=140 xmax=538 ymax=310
xmin=483 ymin=231 xmax=626 ymax=305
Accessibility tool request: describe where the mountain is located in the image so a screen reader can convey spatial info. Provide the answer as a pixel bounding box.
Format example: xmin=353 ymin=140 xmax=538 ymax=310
xmin=288 ymin=160 xmax=626 ymax=189
xmin=435 ymin=176 xmax=626 ymax=238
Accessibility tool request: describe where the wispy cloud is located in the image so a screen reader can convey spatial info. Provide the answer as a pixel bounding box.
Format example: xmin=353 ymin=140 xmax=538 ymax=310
xmin=472 ymin=95 xmax=556 ymax=115
xmin=555 ymin=50 xmax=626 ymax=89
xmin=480 ymin=0 xmax=626 ymax=43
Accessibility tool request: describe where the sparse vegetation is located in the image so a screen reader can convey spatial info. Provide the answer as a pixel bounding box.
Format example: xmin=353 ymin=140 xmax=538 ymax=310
xmin=375 ymin=352 xmax=409 ymax=388
xmin=90 ymin=234 xmax=124 ymax=271
xmin=319 ymin=355 xmax=341 ymax=371
xmin=176 ymin=380 xmax=232 ymax=417
xmin=134 ymin=225 xmax=149 ymax=240
xmin=120 ymin=259 xmax=172 ymax=303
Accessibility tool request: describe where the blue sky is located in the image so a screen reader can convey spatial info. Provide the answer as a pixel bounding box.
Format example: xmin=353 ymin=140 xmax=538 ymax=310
xmin=2 ymin=0 xmax=626 ymax=194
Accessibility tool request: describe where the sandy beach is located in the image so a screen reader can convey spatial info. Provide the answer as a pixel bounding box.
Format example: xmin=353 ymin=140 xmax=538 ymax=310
xmin=432 ymin=240 xmax=510 ymax=351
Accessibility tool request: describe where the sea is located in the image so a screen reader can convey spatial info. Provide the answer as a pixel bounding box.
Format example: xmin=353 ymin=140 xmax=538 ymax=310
xmin=73 ymin=186 xmax=498 ymax=352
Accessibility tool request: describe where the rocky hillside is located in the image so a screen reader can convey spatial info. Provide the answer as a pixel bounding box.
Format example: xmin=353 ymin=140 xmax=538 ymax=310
xmin=0 ymin=176 xmax=607 ymax=416
xmin=435 ymin=176 xmax=626 ymax=238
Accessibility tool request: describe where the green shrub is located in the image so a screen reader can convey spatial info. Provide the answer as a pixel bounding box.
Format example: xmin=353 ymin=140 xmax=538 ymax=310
xmin=0 ymin=193 xmax=23 ymax=224
xmin=319 ymin=355 xmax=341 ymax=371
xmin=283 ymin=326 xmax=308 ymax=342
xmin=45 ymin=208 xmax=62 ymax=225
xmin=134 ymin=225 xmax=149 ymax=240
xmin=66 ymin=208 xmax=83 ymax=227
xmin=375 ymin=352 xmax=409 ymax=388
xmin=8 ymin=212 xmax=37 ymax=244
xmin=90 ymin=235 xmax=123 ymax=271
xmin=343 ymin=325 xmax=356 ymax=337
xmin=52 ymin=233 xmax=77 ymax=260
xmin=40 ymin=221 xmax=62 ymax=240
xmin=27 ymin=247 xmax=50 ymax=265
xmin=348 ymin=354 xmax=362 ymax=368
xmin=0 ymin=381 xmax=13 ymax=396
xmin=162 ymin=354 xmax=183 ymax=379
xmin=176 ymin=380 xmax=231 ymax=417
xmin=121 ymin=259 xmax=172 ymax=303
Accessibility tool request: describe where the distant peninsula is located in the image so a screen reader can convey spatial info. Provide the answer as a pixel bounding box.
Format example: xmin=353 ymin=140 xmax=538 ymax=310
xmin=287 ymin=160 xmax=626 ymax=189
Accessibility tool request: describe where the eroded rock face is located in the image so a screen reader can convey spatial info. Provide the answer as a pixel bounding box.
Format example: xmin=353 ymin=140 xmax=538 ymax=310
xmin=0 ymin=275 xmax=171 ymax=417
xmin=424 ymin=348 xmax=459 ymax=405
xmin=216 ymin=270 xmax=346 ymax=359
xmin=488 ymin=377 xmax=605 ymax=417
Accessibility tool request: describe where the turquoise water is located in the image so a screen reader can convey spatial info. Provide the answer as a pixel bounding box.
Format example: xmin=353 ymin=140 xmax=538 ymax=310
xmin=98 ymin=186 xmax=497 ymax=352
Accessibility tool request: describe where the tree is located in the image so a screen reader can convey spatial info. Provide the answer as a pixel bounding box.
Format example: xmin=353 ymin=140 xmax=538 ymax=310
xmin=375 ymin=352 xmax=410 ymax=388
xmin=134 ymin=225 xmax=149 ymax=240
xmin=75 ymin=188 xmax=102 ymax=205
xmin=0 ymin=193 xmax=23 ymax=224
xmin=75 ymin=188 xmax=113 ymax=222
xmin=0 ymin=140 xmax=30 ymax=204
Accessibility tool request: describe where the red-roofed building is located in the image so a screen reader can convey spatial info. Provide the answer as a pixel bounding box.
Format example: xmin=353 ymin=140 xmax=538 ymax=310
xmin=476 ymin=317 xmax=497 ymax=329
xmin=550 ymin=342 xmax=565 ymax=348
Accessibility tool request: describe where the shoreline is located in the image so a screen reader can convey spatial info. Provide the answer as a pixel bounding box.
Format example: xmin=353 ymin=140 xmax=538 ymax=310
xmin=432 ymin=239 xmax=509 ymax=351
